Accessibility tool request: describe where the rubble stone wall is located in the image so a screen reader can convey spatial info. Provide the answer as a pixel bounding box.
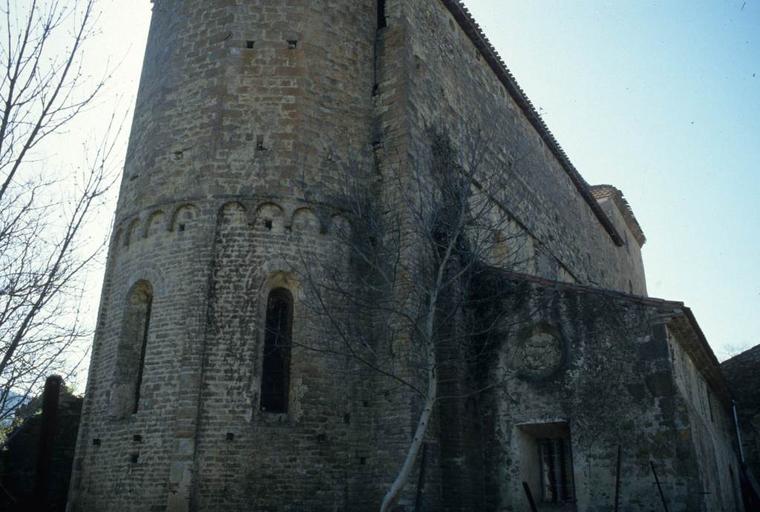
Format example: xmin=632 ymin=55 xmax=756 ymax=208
xmin=398 ymin=1 xmax=647 ymax=293
xmin=68 ymin=1 xmax=733 ymax=511
xmin=723 ymin=344 xmax=760 ymax=479
xmin=471 ymin=274 xmax=742 ymax=512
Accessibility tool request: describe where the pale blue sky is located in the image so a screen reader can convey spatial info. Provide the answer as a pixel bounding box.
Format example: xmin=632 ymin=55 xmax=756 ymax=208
xmin=63 ymin=0 xmax=758 ymax=372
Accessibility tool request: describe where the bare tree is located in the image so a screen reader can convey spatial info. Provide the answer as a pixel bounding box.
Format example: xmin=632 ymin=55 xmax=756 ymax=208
xmin=289 ymin=128 xmax=538 ymax=511
xmin=0 ymin=0 xmax=116 ymax=430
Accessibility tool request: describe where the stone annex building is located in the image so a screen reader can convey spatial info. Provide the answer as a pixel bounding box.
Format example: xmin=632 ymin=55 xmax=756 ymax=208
xmin=723 ymin=344 xmax=760 ymax=506
xmin=68 ymin=1 xmax=746 ymax=511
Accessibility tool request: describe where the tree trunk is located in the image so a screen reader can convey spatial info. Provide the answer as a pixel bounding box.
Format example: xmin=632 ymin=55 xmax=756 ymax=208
xmin=380 ymin=362 xmax=437 ymax=512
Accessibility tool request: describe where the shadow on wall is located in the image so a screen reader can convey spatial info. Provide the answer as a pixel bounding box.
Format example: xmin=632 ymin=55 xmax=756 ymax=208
xmin=741 ymin=466 xmax=760 ymax=511
xmin=0 ymin=376 xmax=82 ymax=512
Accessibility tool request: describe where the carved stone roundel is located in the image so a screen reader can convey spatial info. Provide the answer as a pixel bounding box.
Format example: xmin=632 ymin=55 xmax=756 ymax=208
xmin=514 ymin=327 xmax=564 ymax=380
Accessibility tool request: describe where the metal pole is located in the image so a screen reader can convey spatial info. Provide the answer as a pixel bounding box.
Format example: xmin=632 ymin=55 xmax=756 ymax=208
xmin=650 ymin=461 xmax=670 ymax=512
xmin=614 ymin=445 xmax=622 ymax=512
xmin=522 ymin=481 xmax=539 ymax=512
xmin=732 ymin=400 xmax=745 ymax=464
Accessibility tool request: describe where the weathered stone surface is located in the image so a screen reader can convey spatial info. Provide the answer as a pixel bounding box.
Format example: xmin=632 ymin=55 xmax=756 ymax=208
xmin=723 ymin=344 xmax=760 ymax=479
xmin=465 ymin=273 xmax=742 ymax=512
xmin=66 ymin=1 xmax=742 ymax=511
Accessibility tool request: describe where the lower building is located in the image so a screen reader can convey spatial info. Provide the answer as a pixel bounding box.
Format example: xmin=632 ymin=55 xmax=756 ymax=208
xmin=722 ymin=344 xmax=760 ymax=509
xmin=448 ymin=271 xmax=744 ymax=511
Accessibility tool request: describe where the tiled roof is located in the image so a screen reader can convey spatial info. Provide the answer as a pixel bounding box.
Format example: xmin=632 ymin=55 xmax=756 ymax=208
xmin=440 ymin=0 xmax=625 ymax=247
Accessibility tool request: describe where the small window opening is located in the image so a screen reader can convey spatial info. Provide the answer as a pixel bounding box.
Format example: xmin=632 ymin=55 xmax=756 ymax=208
xmin=260 ymin=288 xmax=293 ymax=413
xmin=130 ymin=453 xmax=139 ymax=464
xmin=226 ymin=432 xmax=235 ymax=442
xmin=706 ymin=385 xmax=715 ymax=423
xmin=92 ymin=438 xmax=101 ymax=447
xmin=377 ymin=0 xmax=387 ymax=29
xmin=246 ymin=40 xmax=255 ymax=49
xmin=256 ymin=135 xmax=266 ymax=151
xmin=287 ymin=40 xmax=298 ymax=49
xmin=517 ymin=423 xmax=576 ymax=507
xmin=538 ymin=437 xmax=574 ymax=504
xmin=264 ymin=219 xmax=273 ymax=230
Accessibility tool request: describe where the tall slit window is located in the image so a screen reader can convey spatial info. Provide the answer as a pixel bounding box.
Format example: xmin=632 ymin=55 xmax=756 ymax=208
xmin=260 ymin=288 xmax=293 ymax=413
xmin=377 ymin=0 xmax=387 ymax=29
xmin=112 ymin=281 xmax=153 ymax=418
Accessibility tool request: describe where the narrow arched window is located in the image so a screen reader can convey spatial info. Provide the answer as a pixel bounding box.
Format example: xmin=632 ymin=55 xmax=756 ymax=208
xmin=111 ymin=281 xmax=153 ymax=418
xmin=260 ymin=288 xmax=293 ymax=413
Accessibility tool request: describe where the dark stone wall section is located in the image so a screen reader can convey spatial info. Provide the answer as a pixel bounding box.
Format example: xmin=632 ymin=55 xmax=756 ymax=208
xmin=1 ymin=378 xmax=82 ymax=512
xmin=723 ymin=345 xmax=760 ymax=479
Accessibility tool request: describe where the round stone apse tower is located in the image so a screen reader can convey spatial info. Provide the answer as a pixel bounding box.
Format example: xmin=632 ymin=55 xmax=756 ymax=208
xmin=68 ymin=1 xmax=386 ymax=510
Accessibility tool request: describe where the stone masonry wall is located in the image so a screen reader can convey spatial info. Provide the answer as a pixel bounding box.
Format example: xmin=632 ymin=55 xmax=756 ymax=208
xmin=70 ymin=1 xmax=383 ymax=510
xmin=71 ymin=1 xmax=663 ymax=511
xmin=668 ymin=323 xmax=744 ymax=511
xmin=189 ymin=202 xmax=362 ymax=512
xmin=723 ymin=344 xmax=760 ymax=480
xmin=594 ymin=198 xmax=645 ymax=294
xmin=392 ymin=0 xmax=647 ymax=294
xmin=68 ymin=201 xmax=216 ymax=511
xmin=468 ymin=273 xmax=741 ymax=511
